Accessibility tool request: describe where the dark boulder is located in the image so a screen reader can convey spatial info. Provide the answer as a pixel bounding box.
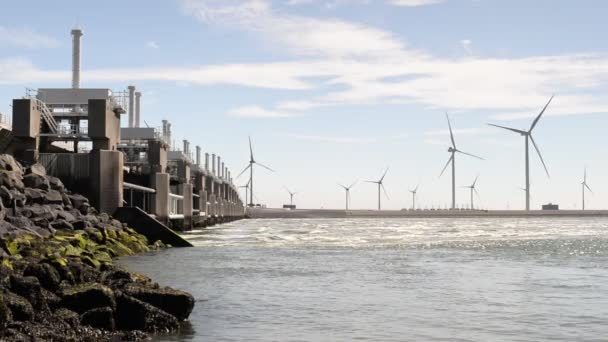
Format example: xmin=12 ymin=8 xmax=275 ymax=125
xmin=81 ymin=306 xmax=115 ymax=331
xmin=47 ymin=176 xmax=65 ymax=192
xmin=23 ymin=173 xmax=50 ymax=191
xmin=4 ymin=291 xmax=34 ymax=321
xmin=54 ymin=308 xmax=80 ymax=328
xmin=0 ymin=220 xmax=18 ymax=238
xmin=0 ymin=186 xmax=12 ymax=207
xmin=0 ymin=293 xmax=12 ymax=326
xmin=115 ymin=292 xmax=179 ymax=333
xmin=56 ymin=210 xmax=76 ymax=223
xmin=73 ymin=220 xmax=93 ymax=231
xmin=67 ymin=194 xmax=89 ymax=210
xmin=9 ymin=275 xmax=46 ymax=309
xmin=44 ymin=189 xmax=64 ymax=205
xmin=59 ymin=283 xmax=115 ymax=314
xmin=124 ymin=283 xmax=194 ymax=321
xmin=9 ymin=189 xmax=26 ymax=207
xmin=50 ymin=219 xmax=74 ymax=231
xmin=24 ymin=188 xmax=45 ymax=204
xmin=23 ymin=263 xmax=61 ymax=291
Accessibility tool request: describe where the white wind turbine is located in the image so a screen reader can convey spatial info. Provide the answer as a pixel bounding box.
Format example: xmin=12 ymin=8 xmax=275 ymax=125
xmin=338 ymin=181 xmax=357 ymax=211
xmin=581 ymin=168 xmax=593 ymax=210
xmin=284 ymin=187 xmax=299 ymax=206
xmin=409 ymin=185 xmax=419 ymax=210
xmin=440 ymin=113 xmax=484 ymax=210
xmin=237 ymin=136 xmax=274 ymax=207
xmin=366 ymin=168 xmax=389 ymax=211
xmin=488 ymin=96 xmax=553 ymax=211
xmin=462 ymin=176 xmax=480 ymax=210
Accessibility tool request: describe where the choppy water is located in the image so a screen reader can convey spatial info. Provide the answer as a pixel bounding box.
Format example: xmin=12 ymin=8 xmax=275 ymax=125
xmin=120 ymin=217 xmax=608 ymax=341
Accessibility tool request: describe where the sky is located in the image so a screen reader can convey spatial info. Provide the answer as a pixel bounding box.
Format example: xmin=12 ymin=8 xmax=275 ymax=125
xmin=1 ymin=0 xmax=608 ymax=210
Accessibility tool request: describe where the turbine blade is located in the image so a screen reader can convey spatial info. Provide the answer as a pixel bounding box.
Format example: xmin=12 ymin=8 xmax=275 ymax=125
xmin=255 ymin=162 xmax=274 ymax=172
xmin=456 ymin=149 xmax=484 ymax=160
xmin=348 ymin=180 xmax=358 ymax=189
xmin=446 ymin=112 xmax=456 ymax=148
xmin=530 ymin=95 xmax=554 ymax=132
xmin=473 ymin=175 xmax=479 ymax=187
xmin=249 ymin=136 xmax=254 ymax=160
xmin=236 ymin=164 xmax=251 ymax=178
xmin=415 ymin=184 xmax=419 ymax=192
xmin=487 ymin=123 xmax=526 ymax=135
xmin=365 ymin=180 xmax=378 ymax=184
xmin=337 ymin=183 xmax=347 ymax=190
xmin=381 ymin=183 xmax=390 ymax=200
xmin=584 ymin=167 xmax=587 ymax=183
xmin=530 ymin=135 xmax=550 ymax=178
xmin=585 ymin=183 xmax=593 ymax=193
xmin=439 ymin=155 xmax=454 ymax=178
xmin=380 ymin=167 xmax=389 ymax=182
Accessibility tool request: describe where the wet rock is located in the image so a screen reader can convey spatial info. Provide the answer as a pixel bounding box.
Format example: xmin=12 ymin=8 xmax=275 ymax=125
xmin=4 ymin=291 xmax=34 ymax=321
xmin=81 ymin=306 xmax=115 ymax=331
xmin=115 ymin=292 xmax=179 ymax=333
xmin=23 ymin=263 xmax=61 ymax=291
xmin=59 ymin=283 xmax=115 ymax=314
xmin=124 ymin=283 xmax=194 ymax=321
xmin=23 ymin=173 xmax=50 ymax=191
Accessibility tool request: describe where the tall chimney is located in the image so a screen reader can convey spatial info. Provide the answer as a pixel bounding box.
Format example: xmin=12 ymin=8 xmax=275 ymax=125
xmin=212 ymin=154 xmax=216 ymax=175
xmin=128 ymin=86 xmax=136 ymax=128
xmin=196 ymin=146 xmax=201 ymax=166
xmin=221 ymin=163 xmax=225 ymax=179
xmin=167 ymin=123 xmax=172 ymax=148
xmin=71 ymin=29 xmax=83 ymax=89
xmin=183 ymin=140 xmax=188 ymax=155
xmin=161 ymin=120 xmax=168 ymax=141
xmin=134 ymin=92 xmax=142 ymax=128
xmin=205 ymin=153 xmax=209 ymax=171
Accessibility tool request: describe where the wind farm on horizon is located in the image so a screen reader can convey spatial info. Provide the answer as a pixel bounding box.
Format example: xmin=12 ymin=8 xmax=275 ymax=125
xmin=236 ymin=96 xmax=601 ymax=214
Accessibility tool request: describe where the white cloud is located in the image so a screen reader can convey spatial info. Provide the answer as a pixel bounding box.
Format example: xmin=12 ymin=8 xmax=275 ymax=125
xmin=460 ymin=39 xmax=473 ymax=56
xmin=227 ymin=105 xmax=294 ymax=118
xmin=424 ymin=127 xmax=495 ymax=137
xmin=145 ymin=41 xmax=160 ymax=49
xmin=0 ymin=26 xmax=59 ymax=48
xmin=387 ymin=0 xmax=445 ymax=7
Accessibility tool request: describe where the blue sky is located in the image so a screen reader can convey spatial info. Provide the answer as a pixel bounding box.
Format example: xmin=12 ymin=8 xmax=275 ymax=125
xmin=1 ymin=0 xmax=608 ymax=210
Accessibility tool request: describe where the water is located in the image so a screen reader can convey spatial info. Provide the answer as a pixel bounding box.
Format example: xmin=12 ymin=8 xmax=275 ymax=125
xmin=120 ymin=217 xmax=608 ymax=341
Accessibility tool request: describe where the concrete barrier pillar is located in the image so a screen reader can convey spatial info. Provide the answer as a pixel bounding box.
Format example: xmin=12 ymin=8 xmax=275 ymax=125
xmin=89 ymin=149 xmax=123 ymax=214
xmin=180 ymin=183 xmax=193 ymax=230
xmin=152 ymin=172 xmax=170 ymax=223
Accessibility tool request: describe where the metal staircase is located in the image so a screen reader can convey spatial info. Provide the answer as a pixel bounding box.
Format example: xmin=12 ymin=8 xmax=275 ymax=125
xmin=32 ymin=98 xmax=58 ymax=134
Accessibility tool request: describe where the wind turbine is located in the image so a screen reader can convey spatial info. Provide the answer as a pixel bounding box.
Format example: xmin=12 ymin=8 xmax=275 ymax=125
xmin=409 ymin=185 xmax=419 ymax=210
xmin=462 ymin=176 xmax=480 ymax=210
xmin=488 ymin=96 xmax=553 ymax=211
xmin=440 ymin=113 xmax=484 ymax=210
xmin=284 ymin=187 xmax=299 ymax=206
xmin=338 ymin=181 xmax=357 ymax=211
xmin=581 ymin=167 xmax=593 ymax=210
xmin=366 ymin=168 xmax=389 ymax=210
xmin=236 ymin=136 xmax=274 ymax=207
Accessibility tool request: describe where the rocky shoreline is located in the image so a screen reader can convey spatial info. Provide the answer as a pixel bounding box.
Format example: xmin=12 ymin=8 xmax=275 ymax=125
xmin=0 ymin=154 xmax=194 ymax=341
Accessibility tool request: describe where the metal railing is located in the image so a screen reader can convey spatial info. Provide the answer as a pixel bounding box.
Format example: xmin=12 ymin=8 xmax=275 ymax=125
xmin=123 ymin=182 xmax=156 ymax=214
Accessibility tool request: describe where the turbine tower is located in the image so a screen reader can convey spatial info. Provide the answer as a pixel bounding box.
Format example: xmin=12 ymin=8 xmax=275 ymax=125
xmin=366 ymin=168 xmax=389 ymax=210
xmin=462 ymin=176 xmax=479 ymax=210
xmin=440 ymin=113 xmax=483 ymax=210
xmin=285 ymin=187 xmax=299 ymax=206
xmin=237 ymin=137 xmax=274 ymax=207
xmin=409 ymin=185 xmax=419 ymax=210
xmin=338 ymin=181 xmax=357 ymax=211
xmin=239 ymin=178 xmax=251 ymax=207
xmin=488 ymin=96 xmax=553 ymax=211
xmin=582 ymin=168 xmax=592 ymax=210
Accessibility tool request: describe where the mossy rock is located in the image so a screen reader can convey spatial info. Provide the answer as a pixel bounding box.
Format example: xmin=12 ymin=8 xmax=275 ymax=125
xmin=94 ymin=251 xmax=112 ymax=265
xmin=63 ymin=244 xmax=82 ymax=257
xmin=79 ymin=255 xmax=101 ymax=269
xmin=2 ymin=258 xmax=13 ymax=270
